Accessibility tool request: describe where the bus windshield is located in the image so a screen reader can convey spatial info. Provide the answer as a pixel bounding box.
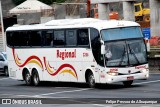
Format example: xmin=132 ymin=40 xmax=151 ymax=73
xmin=101 ymin=27 xmax=143 ymax=41
xmin=101 ymin=27 xmax=147 ymax=67
xmin=104 ymin=39 xmax=147 ymax=67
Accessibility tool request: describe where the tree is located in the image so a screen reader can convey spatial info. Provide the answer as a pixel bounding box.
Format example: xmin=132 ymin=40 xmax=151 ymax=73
xmin=39 ymin=0 xmax=54 ymax=5
xmin=12 ymin=0 xmax=25 ymax=5
xmin=12 ymin=0 xmax=66 ymax=5
xmin=55 ymin=0 xmax=66 ymax=3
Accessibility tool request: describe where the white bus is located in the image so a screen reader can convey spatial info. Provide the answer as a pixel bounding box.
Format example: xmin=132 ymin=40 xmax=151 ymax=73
xmin=6 ymin=18 xmax=149 ymax=87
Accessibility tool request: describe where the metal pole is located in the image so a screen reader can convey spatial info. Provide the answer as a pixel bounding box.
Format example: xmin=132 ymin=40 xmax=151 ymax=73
xmin=98 ymin=3 xmax=110 ymax=20
xmin=123 ymin=1 xmax=135 ymax=21
xmin=0 ymin=0 xmax=5 ymax=52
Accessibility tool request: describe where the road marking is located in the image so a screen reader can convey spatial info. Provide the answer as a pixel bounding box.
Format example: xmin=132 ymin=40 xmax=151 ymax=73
xmin=92 ymin=104 xmax=122 ymax=107
xmin=51 ymin=98 xmax=87 ymax=104
xmin=0 ymin=78 xmax=9 ymax=80
xmin=37 ymin=96 xmax=71 ymax=98
xmin=0 ymin=94 xmax=14 ymax=96
xmin=92 ymin=104 xmax=107 ymax=107
xmin=134 ymin=80 xmax=160 ymax=85
xmin=34 ymin=88 xmax=91 ymax=97
xmin=141 ymin=106 xmax=152 ymax=107
xmin=54 ymin=87 xmax=72 ymax=88
xmin=0 ymin=93 xmax=73 ymax=98
xmin=13 ymin=94 xmax=34 ymax=97
xmin=150 ymin=73 xmax=160 ymax=74
xmin=18 ymin=95 xmax=72 ymax=98
xmin=154 ymin=105 xmax=160 ymax=107
xmin=0 ymin=93 xmax=32 ymax=97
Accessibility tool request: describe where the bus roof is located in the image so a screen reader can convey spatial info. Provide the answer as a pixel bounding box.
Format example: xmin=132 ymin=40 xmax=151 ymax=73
xmin=6 ymin=18 xmax=140 ymax=31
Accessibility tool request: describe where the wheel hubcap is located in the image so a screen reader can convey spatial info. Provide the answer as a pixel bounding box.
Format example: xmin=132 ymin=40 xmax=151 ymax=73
xmin=90 ymin=75 xmax=95 ymax=86
xmin=5 ymin=69 xmax=8 ymax=75
xmin=26 ymin=74 xmax=30 ymax=83
xmin=34 ymin=74 xmax=38 ymax=84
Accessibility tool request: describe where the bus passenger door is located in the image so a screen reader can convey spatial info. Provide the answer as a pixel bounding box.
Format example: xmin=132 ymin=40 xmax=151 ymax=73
xmin=90 ymin=28 xmax=106 ymax=83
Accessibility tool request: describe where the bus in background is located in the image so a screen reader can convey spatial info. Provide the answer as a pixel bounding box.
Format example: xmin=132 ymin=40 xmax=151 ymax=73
xmin=6 ymin=18 xmax=149 ymax=88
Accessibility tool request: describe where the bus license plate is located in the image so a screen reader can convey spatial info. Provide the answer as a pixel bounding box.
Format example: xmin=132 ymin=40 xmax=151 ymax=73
xmin=127 ymin=76 xmax=134 ymax=80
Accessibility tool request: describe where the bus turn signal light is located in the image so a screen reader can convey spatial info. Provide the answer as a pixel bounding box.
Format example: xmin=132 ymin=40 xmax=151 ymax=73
xmin=107 ymin=72 xmax=118 ymax=76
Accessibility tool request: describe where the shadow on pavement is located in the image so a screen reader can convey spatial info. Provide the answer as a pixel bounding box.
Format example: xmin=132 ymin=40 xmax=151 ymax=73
xmin=15 ymin=81 xmax=145 ymax=90
xmin=0 ymin=73 xmax=8 ymax=77
xmin=95 ymin=83 xmax=144 ymax=90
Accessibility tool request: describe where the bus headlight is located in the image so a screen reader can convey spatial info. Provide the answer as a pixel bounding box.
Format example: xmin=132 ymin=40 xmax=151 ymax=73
xmin=107 ymin=72 xmax=118 ymax=76
xmin=141 ymin=68 xmax=149 ymax=73
xmin=146 ymin=73 xmax=149 ymax=78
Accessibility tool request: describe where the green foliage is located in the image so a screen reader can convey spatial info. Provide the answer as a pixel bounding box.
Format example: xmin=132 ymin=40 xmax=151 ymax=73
xmin=12 ymin=0 xmax=66 ymax=5
xmin=39 ymin=0 xmax=54 ymax=5
xmin=12 ymin=0 xmax=25 ymax=5
xmin=55 ymin=0 xmax=66 ymax=3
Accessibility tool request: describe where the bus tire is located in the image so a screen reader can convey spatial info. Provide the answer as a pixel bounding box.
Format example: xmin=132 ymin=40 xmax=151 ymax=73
xmin=4 ymin=67 xmax=9 ymax=76
xmin=123 ymin=80 xmax=133 ymax=87
xmin=32 ymin=70 xmax=40 ymax=86
xmin=24 ymin=70 xmax=32 ymax=86
xmin=88 ymin=72 xmax=96 ymax=88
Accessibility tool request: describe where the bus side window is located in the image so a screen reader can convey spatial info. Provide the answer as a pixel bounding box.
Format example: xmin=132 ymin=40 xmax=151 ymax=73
xmin=12 ymin=32 xmax=20 ymax=47
xmin=7 ymin=32 xmax=12 ymax=47
xmin=24 ymin=31 xmax=30 ymax=46
xmin=29 ymin=31 xmax=42 ymax=46
xmin=42 ymin=30 xmax=53 ymax=47
xmin=78 ymin=29 xmax=89 ymax=46
xmin=66 ymin=30 xmax=77 ymax=46
xmin=6 ymin=32 xmax=14 ymax=47
xmin=54 ymin=30 xmax=65 ymax=46
xmin=18 ymin=31 xmax=28 ymax=46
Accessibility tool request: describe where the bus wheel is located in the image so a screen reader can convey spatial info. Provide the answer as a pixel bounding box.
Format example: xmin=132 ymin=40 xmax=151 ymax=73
xmin=4 ymin=67 xmax=9 ymax=76
xmin=32 ymin=70 xmax=40 ymax=86
xmin=24 ymin=71 xmax=32 ymax=85
xmin=88 ymin=72 xmax=96 ymax=88
xmin=123 ymin=80 xmax=133 ymax=87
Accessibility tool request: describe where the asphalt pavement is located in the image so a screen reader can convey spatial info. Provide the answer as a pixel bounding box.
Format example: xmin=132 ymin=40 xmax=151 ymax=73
xmin=0 ymin=73 xmax=160 ymax=107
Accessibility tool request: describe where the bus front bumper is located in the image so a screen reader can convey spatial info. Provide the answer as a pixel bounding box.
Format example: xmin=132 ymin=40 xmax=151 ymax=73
xmin=105 ymin=71 xmax=149 ymax=84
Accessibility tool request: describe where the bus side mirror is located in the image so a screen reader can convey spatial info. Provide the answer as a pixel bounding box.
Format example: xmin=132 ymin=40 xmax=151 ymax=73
xmin=101 ymin=44 xmax=106 ymax=55
xmin=145 ymin=38 xmax=150 ymax=52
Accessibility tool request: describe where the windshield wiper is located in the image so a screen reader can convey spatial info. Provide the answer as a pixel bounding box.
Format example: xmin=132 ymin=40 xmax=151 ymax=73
xmin=127 ymin=44 xmax=140 ymax=64
xmin=119 ymin=46 xmax=126 ymax=66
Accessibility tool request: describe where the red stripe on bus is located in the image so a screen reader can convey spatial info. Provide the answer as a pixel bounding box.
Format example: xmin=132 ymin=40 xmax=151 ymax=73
xmin=12 ymin=48 xmax=44 ymax=69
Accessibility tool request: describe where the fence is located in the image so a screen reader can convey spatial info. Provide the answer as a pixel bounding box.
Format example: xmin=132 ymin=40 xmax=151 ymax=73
xmin=148 ymin=58 xmax=160 ymax=73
